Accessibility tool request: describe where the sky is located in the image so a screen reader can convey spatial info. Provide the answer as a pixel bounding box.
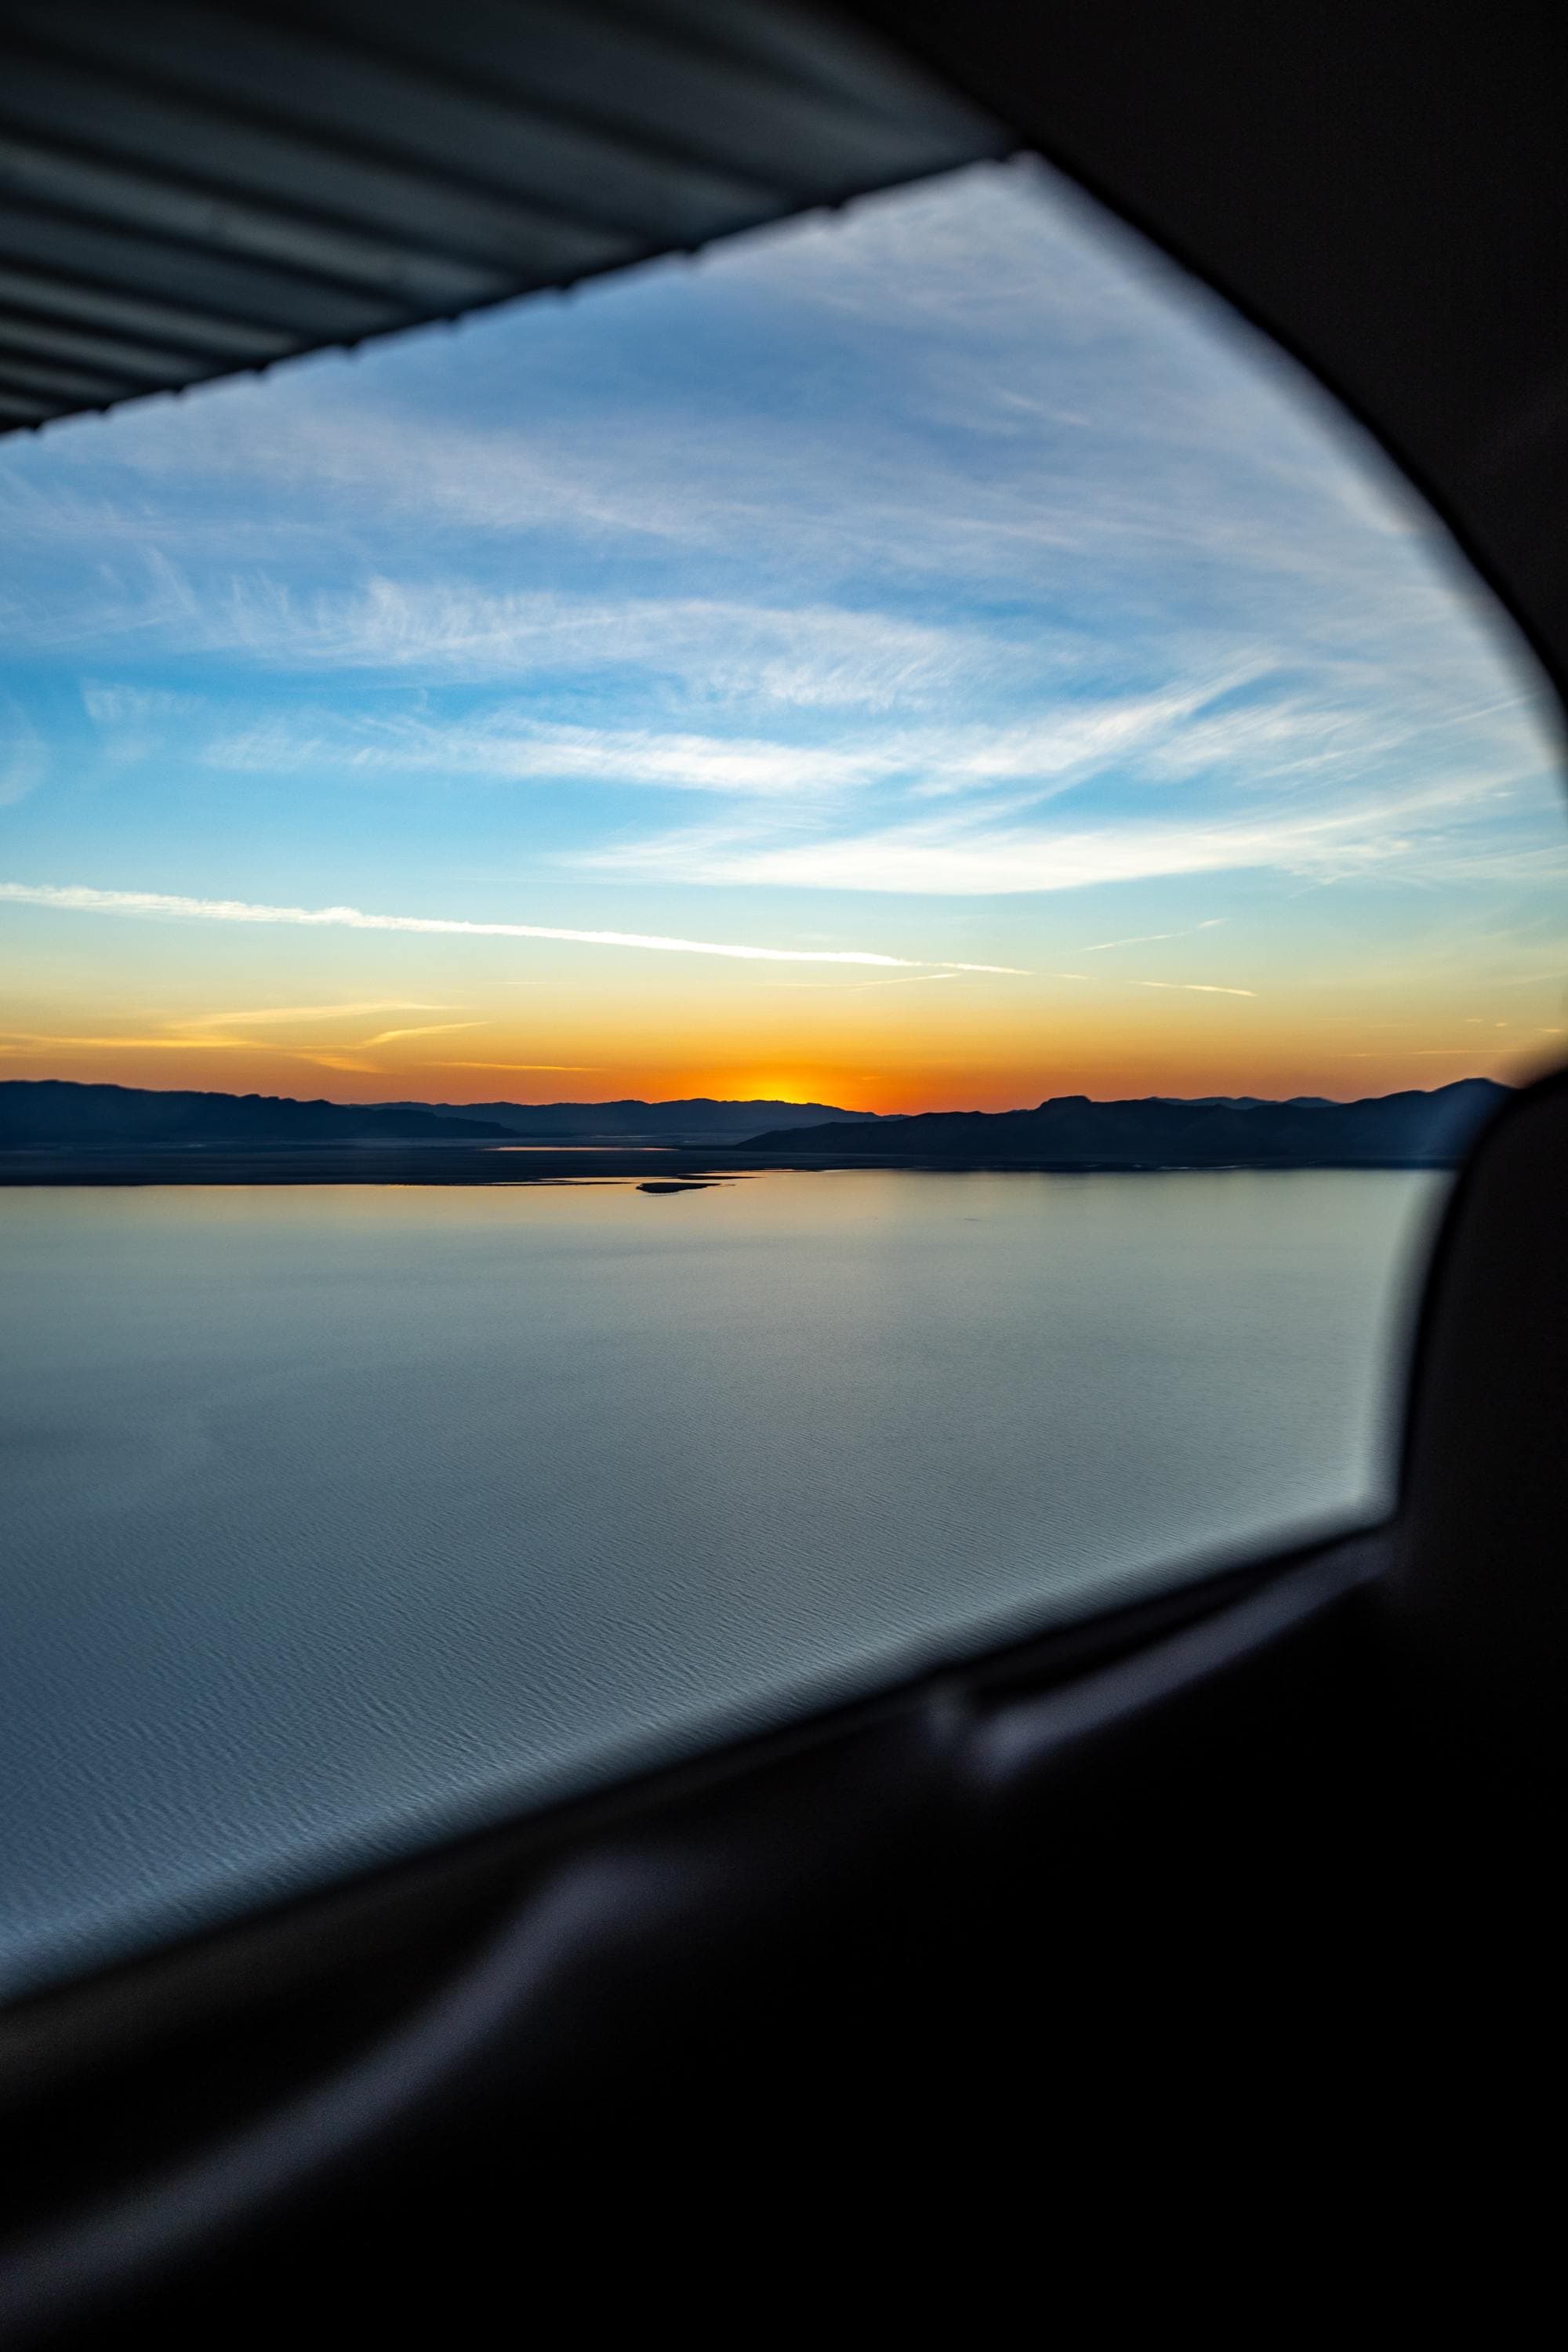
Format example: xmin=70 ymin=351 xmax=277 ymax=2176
xmin=2 ymin=158 xmax=1566 ymax=1112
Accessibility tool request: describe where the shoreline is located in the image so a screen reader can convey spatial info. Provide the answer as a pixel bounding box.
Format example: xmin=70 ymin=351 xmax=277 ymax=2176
xmin=0 ymin=1145 xmax=1466 ymax=1186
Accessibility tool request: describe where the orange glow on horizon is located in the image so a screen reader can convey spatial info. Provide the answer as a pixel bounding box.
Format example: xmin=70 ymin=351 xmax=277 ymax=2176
xmin=2 ymin=1028 xmax=1556 ymax=1112
xmin=14 ymin=880 xmax=1558 ymax=1111
xmin=4 ymin=920 xmax=1561 ymax=1113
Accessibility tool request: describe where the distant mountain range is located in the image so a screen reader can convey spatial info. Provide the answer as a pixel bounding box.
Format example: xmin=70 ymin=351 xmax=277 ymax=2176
xmin=0 ymin=1078 xmax=1511 ymax=1167
xmin=744 ymin=1080 xmax=1510 ymax=1167
xmin=373 ymin=1096 xmax=884 ymax=1143
xmin=0 ymin=1082 xmax=510 ymax=1149
xmin=0 ymin=1083 xmax=881 ymax=1152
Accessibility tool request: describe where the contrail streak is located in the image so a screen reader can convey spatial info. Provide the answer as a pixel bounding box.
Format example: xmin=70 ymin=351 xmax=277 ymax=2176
xmin=1137 ymin=980 xmax=1256 ymax=997
xmin=0 ymin=882 xmax=1025 ymax=973
xmin=1080 ymin=920 xmax=1225 ymax=951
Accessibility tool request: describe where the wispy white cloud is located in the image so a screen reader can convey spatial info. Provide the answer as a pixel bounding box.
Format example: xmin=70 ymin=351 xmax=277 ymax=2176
xmin=208 ymin=695 xmax=1233 ymax=803
xmin=206 ymin=712 xmax=898 ymax=799
xmin=0 ymin=1019 xmax=463 ymax=1069
xmin=0 ymin=880 xmax=1025 ymax=971
xmin=170 ymin=630 xmax=1558 ymax=933
xmin=1082 ymin=921 xmax=1225 ymax=950
xmin=0 ymin=696 xmax=45 ymax=806
xmin=187 ymin=1000 xmax=456 ymax=1028
xmin=0 ymin=1029 xmax=252 ymax=1053
xmin=904 ymin=687 xmax=1251 ymax=798
xmin=81 ymin=683 xmax=196 ymax=726
xmin=75 ymin=680 xmax=212 ymax=772
xmin=358 ymin=1022 xmax=480 ymax=1047
xmin=573 ymin=776 xmax=1529 ymax=897
xmin=197 ymin=665 xmax=1516 ymax=822
xmin=121 ymin=575 xmax=1013 ymax=710
xmin=771 ymin=971 xmax=964 ymax=993
xmin=1136 ymin=981 xmax=1257 ymax=997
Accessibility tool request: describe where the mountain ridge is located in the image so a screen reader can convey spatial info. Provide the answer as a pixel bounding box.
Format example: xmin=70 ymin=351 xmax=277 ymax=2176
xmin=0 ymin=1077 xmax=1513 ymax=1167
xmin=0 ymin=1081 xmax=510 ymax=1149
xmin=373 ymin=1095 xmax=886 ymax=1142
xmin=740 ymin=1078 xmax=1509 ymax=1167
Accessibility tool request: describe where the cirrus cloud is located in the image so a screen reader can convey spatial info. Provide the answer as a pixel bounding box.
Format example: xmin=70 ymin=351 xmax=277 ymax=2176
xmin=0 ymin=880 xmax=1025 ymax=971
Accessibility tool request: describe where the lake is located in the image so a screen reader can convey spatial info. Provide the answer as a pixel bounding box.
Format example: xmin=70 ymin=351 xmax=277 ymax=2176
xmin=0 ymin=1168 xmax=1443 ymax=1997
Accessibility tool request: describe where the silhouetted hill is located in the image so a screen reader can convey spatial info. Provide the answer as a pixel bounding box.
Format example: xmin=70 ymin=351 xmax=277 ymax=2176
xmin=0 ymin=1082 xmax=510 ymax=1149
xmin=377 ymin=1095 xmax=885 ymax=1142
xmin=742 ymin=1080 xmax=1509 ymax=1167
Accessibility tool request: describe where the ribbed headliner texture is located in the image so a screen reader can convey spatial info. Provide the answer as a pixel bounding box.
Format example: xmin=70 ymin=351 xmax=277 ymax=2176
xmin=0 ymin=0 xmax=1004 ymax=435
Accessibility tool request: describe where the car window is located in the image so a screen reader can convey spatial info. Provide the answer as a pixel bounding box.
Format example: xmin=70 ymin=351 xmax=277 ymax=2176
xmin=2 ymin=158 xmax=1563 ymax=2002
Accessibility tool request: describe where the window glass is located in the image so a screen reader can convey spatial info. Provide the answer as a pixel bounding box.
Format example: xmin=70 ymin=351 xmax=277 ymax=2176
xmin=2 ymin=161 xmax=1563 ymax=1998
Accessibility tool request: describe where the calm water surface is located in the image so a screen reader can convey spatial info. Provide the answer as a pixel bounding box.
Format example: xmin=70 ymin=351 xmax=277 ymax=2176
xmin=1 ymin=1169 xmax=1442 ymax=1995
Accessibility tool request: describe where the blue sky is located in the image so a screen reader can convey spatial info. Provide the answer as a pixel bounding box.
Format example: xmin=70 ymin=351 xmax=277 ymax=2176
xmin=2 ymin=159 xmax=1564 ymax=1107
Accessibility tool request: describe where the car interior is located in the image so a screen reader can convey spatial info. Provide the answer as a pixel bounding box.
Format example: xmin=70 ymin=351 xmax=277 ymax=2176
xmin=1 ymin=2 xmax=1563 ymax=2335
